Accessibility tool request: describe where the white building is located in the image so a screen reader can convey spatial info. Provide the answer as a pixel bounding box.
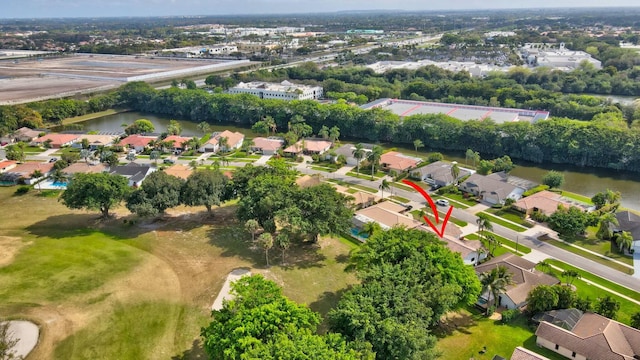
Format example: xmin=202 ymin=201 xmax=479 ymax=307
xmin=228 ymin=80 xmax=323 ymax=100
xmin=521 ymin=43 xmax=602 ymax=70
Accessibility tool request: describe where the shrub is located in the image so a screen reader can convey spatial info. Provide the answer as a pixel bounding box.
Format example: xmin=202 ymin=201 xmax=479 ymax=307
xmin=501 ymin=309 xmax=519 ymax=323
xmin=311 ymin=154 xmax=320 ymax=162
xmin=15 ymin=186 xmax=30 ymax=195
xmin=486 ymin=306 xmax=496 ymax=317
xmin=295 ymin=156 xmax=304 ymax=163
xmin=530 ymin=210 xmax=549 ymax=223
xmin=523 ymin=185 xmax=550 ymax=197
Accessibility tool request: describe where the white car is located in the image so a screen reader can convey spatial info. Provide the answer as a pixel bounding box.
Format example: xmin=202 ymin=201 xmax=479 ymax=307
xmin=435 ymin=199 xmax=450 ymax=207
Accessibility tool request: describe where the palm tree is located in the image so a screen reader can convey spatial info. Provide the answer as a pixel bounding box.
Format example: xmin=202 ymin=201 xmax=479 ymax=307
xmin=359 ymin=221 xmax=382 ymax=237
xmin=352 ymin=143 xmax=365 ymax=174
xmin=596 ymin=212 xmax=619 ymax=240
xmin=367 ymin=146 xmax=383 ymax=180
xmin=258 ymin=232 xmax=274 ymax=267
xmin=218 ymin=137 xmax=229 ymax=153
xmin=245 ymin=219 xmax=260 ymax=241
xmin=537 ymin=259 xmax=552 ymax=274
xmin=275 ymin=232 xmax=291 ymax=265
xmin=451 ymin=163 xmax=460 ymax=185
xmin=615 ymin=231 xmax=633 ymax=254
xmin=413 ymin=139 xmax=424 ymax=152
xmin=379 ymin=179 xmax=390 ymax=199
xmin=486 ymin=234 xmax=501 ymax=256
xmin=480 ymin=265 xmax=513 ymax=315
xmin=150 ymin=151 xmax=161 ymax=164
xmin=329 ymin=126 xmax=340 ymax=143
xmin=197 ymin=121 xmax=211 ymax=135
xmin=80 ymin=149 xmax=92 ymax=163
xmin=30 ymin=169 xmax=44 ymax=192
xmin=318 ymin=125 xmax=329 ymax=139
xmin=264 ymin=116 xmax=277 ymax=135
xmin=561 ymin=269 xmax=581 ymax=286
xmin=476 ymin=213 xmax=493 ymax=242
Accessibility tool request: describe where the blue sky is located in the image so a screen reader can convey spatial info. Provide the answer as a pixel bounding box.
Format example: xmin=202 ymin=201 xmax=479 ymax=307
xmin=2 ymin=0 xmax=638 ymax=18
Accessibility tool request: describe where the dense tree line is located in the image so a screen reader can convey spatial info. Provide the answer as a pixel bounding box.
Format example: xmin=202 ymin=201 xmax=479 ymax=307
xmin=117 ymin=82 xmax=640 ymax=173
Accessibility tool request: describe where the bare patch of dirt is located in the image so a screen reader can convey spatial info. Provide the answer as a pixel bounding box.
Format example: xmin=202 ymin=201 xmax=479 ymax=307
xmin=0 ymin=236 xmax=29 ymax=267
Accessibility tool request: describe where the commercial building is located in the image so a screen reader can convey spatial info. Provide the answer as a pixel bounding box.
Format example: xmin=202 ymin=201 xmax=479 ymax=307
xmin=228 ymin=80 xmax=323 ymax=101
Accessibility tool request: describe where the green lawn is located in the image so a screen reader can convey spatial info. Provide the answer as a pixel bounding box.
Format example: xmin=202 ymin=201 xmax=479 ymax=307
xmin=560 ymin=227 xmax=633 ymax=266
xmin=436 ymin=307 xmax=565 ymax=360
xmin=441 ymin=193 xmax=476 ymax=208
xmin=389 ymin=195 xmax=410 ymax=203
xmin=561 ymin=191 xmax=594 ymax=205
xmin=479 ymin=231 xmax=531 ymax=254
xmin=479 ymin=212 xmax=528 ymax=232
xmin=486 ymin=208 xmax=533 ymax=229
xmin=410 ymin=208 xmax=468 ymax=228
xmin=543 ymin=238 xmax=634 ymax=274
xmin=540 ymin=260 xmax=640 ymax=325
xmin=310 ymin=166 xmax=337 ymax=173
xmin=54 ymin=147 xmax=81 ymax=156
xmin=350 ymin=184 xmax=379 ymax=194
xmin=389 ymin=182 xmax=415 ymax=192
xmin=346 ymin=171 xmax=382 ymax=181
xmin=23 ymin=145 xmax=44 ymax=154
xmin=60 ymin=109 xmax=124 ymax=126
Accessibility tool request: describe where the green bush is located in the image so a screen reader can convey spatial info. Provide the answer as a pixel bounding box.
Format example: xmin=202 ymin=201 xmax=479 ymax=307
xmin=501 ymin=309 xmax=519 ymax=323
xmin=15 ymin=186 xmax=30 ymax=195
xmin=486 ymin=306 xmax=496 ymax=317
xmin=523 ymin=184 xmax=550 ymax=197
xmin=530 ymin=210 xmax=549 ymax=223
xmin=436 ymin=184 xmax=460 ymax=195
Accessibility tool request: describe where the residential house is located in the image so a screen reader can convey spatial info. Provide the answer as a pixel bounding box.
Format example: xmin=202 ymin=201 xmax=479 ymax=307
xmin=250 ymin=137 xmax=285 ymax=155
xmin=62 ymin=162 xmax=108 ymax=176
xmin=474 ymin=253 xmax=559 ymax=310
xmin=33 ymin=133 xmax=79 ymax=148
xmin=459 ymin=172 xmax=527 ymax=205
xmin=614 ymin=211 xmax=640 ymax=245
xmin=0 ymin=160 xmax=17 ymax=173
xmin=333 ymin=183 xmax=380 ymax=209
xmin=199 ymin=130 xmax=244 ymax=153
xmin=118 ymin=134 xmax=158 ymax=153
xmin=164 ymin=164 xmax=193 ymax=180
xmin=12 ymin=127 xmax=41 ymax=143
xmin=109 ymin=162 xmax=155 ymax=187
xmin=283 ymin=139 xmax=332 ymax=156
xmin=379 ymin=151 xmax=421 ymax=173
xmin=296 ymin=174 xmax=324 ymax=188
xmin=332 ymin=143 xmax=372 ymax=166
xmin=513 ymin=190 xmax=573 ymax=216
xmin=72 ymin=134 xmax=118 ymax=150
xmin=353 ymin=201 xmax=420 ymax=231
xmin=2 ymin=162 xmax=55 ymax=184
xmin=534 ymin=309 xmax=640 ymax=360
xmin=508 ymin=347 xmax=550 ymax=360
xmin=441 ymin=235 xmax=487 ymax=266
xmin=163 ymin=135 xmax=195 ymax=153
xmin=411 ymin=161 xmax=472 ymax=187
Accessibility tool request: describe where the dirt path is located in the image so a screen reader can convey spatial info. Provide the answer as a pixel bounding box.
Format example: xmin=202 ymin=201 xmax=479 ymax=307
xmin=211 ymin=269 xmax=251 ymax=310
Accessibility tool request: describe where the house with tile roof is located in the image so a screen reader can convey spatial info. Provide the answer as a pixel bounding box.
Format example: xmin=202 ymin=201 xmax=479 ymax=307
xmin=283 ymin=139 xmax=332 ymax=156
xmin=508 ymin=347 xmax=550 ymax=360
xmin=459 ymin=172 xmax=527 ymax=205
xmin=614 ymin=211 xmax=640 ymax=243
xmin=72 ymin=134 xmax=118 ymax=150
xmin=0 ymin=160 xmax=17 ymax=173
xmin=474 ymin=253 xmax=559 ymax=310
xmin=13 ymin=127 xmax=42 ymax=143
xmin=513 ymin=190 xmax=571 ymax=216
xmin=2 ymin=162 xmax=55 ymax=184
xmin=62 ymin=162 xmax=108 ymax=176
xmin=118 ymin=134 xmax=158 ymax=153
xmin=379 ymin=151 xmax=422 ymax=173
xmin=33 ymin=133 xmax=80 ymax=148
xmin=164 ymin=164 xmax=193 ymax=180
xmin=163 ymin=135 xmax=196 ymax=152
xmin=199 ymin=130 xmax=244 ymax=153
xmin=332 ymin=143 xmax=373 ymax=166
xmin=250 ymin=137 xmax=285 ymax=155
xmin=411 ymin=161 xmax=472 ymax=187
xmin=535 ymin=310 xmax=640 ymax=360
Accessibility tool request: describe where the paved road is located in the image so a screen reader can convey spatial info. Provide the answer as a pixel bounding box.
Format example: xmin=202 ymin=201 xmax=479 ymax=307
xmin=297 ymin=165 xmax=640 ymax=293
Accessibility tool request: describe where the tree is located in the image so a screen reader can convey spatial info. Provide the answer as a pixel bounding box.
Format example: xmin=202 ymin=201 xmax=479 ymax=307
xmin=450 ymin=163 xmax=460 ymax=185
xmin=264 ymin=115 xmax=277 ymax=135
xmin=244 ymin=219 xmax=260 ymax=242
xmin=197 ymin=121 xmax=210 ymax=135
xmin=319 ymin=125 xmax=330 ymax=139
xmin=379 ymin=179 xmax=390 ymax=199
xmin=491 ymin=155 xmax=515 ymax=174
xmin=275 ymin=232 xmax=291 ymax=265
xmin=561 ymin=269 xmax=581 ymax=286
xmin=125 ymin=152 xmax=136 ymax=162
xmin=359 ymin=221 xmax=382 ymax=237
xmin=80 ymin=149 xmax=92 ymax=163
xmin=630 ymin=312 xmax=640 ymax=330
xmin=367 ymin=146 xmax=383 ymax=180
xmin=465 ymin=149 xmax=480 ymax=167
xmin=167 ymin=120 xmax=182 ymax=136
xmin=218 ymin=137 xmax=229 ymax=153
xmin=352 ymin=143 xmax=365 ymax=175
xmin=615 ymin=231 xmax=633 ymax=253
xmin=591 ymin=189 xmax=622 ymax=211
xmin=0 ymin=322 xmax=20 ymax=360
xmin=476 ymin=213 xmax=493 ymax=243
xmin=201 ymin=275 xmax=368 ymax=360
xmin=413 ymin=139 xmax=424 ymax=152
xmin=548 ymin=206 xmax=590 ymax=236
xmin=258 ymin=232 xmax=274 ymax=267
xmin=329 ymin=126 xmax=340 ymax=143
xmin=126 ymin=171 xmax=183 ymax=217
xmin=125 ymin=119 xmax=155 ymax=135
xmin=181 ymin=169 xmax=228 ymax=214
xmin=427 ymin=152 xmax=443 ymax=163
xmin=479 ymin=265 xmax=513 ymax=314
xmin=596 ymin=212 xmax=618 ymax=240
xmin=30 ymin=170 xmax=43 ymax=192
xmin=5 ymin=143 xmax=26 ymax=162
xmin=477 ymin=159 xmax=494 ymax=175
xmin=537 ymin=260 xmax=551 ymax=273
xmin=149 ymin=151 xmax=160 ymax=164
xmin=251 ymin=121 xmax=269 ymax=135
xmin=526 ymin=285 xmax=559 ymax=314
xmin=542 ymin=170 xmax=565 ymax=189
xmin=61 ymin=172 xmax=130 ymax=218
xmin=554 ymin=285 xmax=577 ymax=309
xmin=50 ymin=168 xmax=68 ymax=184
xmin=595 ymin=295 xmax=620 ymax=319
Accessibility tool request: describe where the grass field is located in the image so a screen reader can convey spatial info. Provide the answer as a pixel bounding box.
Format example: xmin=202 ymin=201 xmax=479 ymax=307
xmin=435 ymin=307 xmax=565 ymax=360
xmin=479 ymin=211 xmax=528 ymax=232
xmin=485 ymin=208 xmax=533 ymax=229
xmin=0 ymin=187 xmax=358 ymax=359
xmin=59 ymin=109 xmax=126 ymax=126
xmin=544 ymin=238 xmax=634 ymax=274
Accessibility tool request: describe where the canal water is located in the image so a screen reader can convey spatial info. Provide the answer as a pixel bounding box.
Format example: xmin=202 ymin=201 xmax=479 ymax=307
xmin=80 ymin=111 xmax=640 ymax=210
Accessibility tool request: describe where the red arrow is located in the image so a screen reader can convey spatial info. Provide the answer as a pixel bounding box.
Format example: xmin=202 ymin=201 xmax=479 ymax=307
xmin=402 ymin=179 xmax=453 ymax=238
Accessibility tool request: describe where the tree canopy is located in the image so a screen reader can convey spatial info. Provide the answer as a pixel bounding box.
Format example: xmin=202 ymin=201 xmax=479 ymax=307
xmin=61 ymin=172 xmax=130 ymax=218
xmin=181 ymin=169 xmax=229 ymax=214
xmin=126 ymin=171 xmax=183 ymax=217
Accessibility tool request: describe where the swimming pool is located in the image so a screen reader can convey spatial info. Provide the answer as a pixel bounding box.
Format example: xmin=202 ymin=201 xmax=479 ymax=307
xmin=350 ymin=228 xmax=368 ymax=239
xmin=51 ymin=181 xmax=68 ymax=188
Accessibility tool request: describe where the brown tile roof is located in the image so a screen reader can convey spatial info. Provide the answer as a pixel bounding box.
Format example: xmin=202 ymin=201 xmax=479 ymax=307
xmin=164 ymin=164 xmax=193 ymax=180
xmin=206 ymin=130 xmax=244 ymax=148
xmin=380 ymin=151 xmax=421 ymax=172
xmin=63 ymin=162 xmax=107 ymax=175
xmin=0 ymin=160 xmax=17 ymax=171
xmin=14 ymin=127 xmax=41 ymax=139
xmin=163 ymin=135 xmax=194 ymax=149
xmin=9 ymin=162 xmax=55 ymax=177
xmin=535 ymin=312 xmax=640 ymax=360
xmin=332 ymin=184 xmax=380 ymax=208
xmin=34 ymin=133 xmax=79 ymax=147
xmin=76 ymin=134 xmax=117 ymax=147
xmin=514 ymin=190 xmax=568 ymax=216
xmin=510 ymin=347 xmax=550 ymax=360
xmin=296 ymin=174 xmax=323 ymax=188
xmin=356 ymin=204 xmax=421 ymax=230
xmin=476 ymin=253 xmax=559 ymax=307
xmin=284 ymin=139 xmax=332 ymax=154
xmin=251 ymin=137 xmax=284 ymax=152
xmin=119 ymin=134 xmax=158 ymax=148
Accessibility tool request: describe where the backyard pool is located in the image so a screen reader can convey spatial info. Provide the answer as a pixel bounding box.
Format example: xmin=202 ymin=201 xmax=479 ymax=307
xmin=350 ymin=228 xmax=368 ymax=240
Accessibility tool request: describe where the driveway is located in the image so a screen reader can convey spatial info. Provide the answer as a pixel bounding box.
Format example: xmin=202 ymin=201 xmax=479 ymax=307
xmin=634 ymin=241 xmax=640 ymax=279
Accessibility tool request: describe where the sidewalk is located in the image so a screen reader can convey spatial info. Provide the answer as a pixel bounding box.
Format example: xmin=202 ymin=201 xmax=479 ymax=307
xmin=466 ymin=203 xmax=490 ymax=214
